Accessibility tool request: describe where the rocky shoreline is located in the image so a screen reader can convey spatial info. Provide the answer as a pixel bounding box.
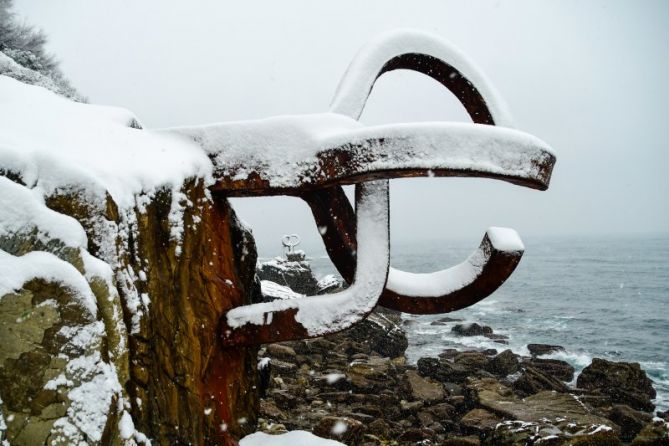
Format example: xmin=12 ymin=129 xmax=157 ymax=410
xmin=253 ymin=254 xmax=669 ymax=445
xmin=254 ymin=310 xmax=668 ymax=445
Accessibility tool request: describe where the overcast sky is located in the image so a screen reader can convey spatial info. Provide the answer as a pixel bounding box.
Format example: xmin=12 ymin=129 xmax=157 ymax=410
xmin=13 ymin=0 xmax=669 ymax=256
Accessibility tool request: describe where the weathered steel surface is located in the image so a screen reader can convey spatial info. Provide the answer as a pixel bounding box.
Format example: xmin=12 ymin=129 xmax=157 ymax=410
xmin=194 ymin=31 xmax=556 ymax=344
xmin=219 ymin=181 xmax=389 ymax=347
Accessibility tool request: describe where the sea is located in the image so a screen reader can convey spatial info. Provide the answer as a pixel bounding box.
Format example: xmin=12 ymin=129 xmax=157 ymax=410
xmin=291 ymin=234 xmax=669 ymax=412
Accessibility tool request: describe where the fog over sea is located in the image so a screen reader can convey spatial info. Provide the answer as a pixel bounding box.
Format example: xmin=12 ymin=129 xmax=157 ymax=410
xmin=289 ymin=234 xmax=669 ymax=412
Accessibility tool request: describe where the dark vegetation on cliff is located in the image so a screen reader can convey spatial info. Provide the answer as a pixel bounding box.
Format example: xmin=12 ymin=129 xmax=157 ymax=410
xmin=0 ymin=0 xmax=81 ymax=100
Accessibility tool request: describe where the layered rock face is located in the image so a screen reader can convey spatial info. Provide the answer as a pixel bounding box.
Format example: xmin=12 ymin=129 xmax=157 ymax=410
xmin=0 ymin=60 xmax=265 ymax=445
xmin=0 ymin=180 xmax=261 ymax=445
xmin=257 ymin=252 xmax=320 ymax=296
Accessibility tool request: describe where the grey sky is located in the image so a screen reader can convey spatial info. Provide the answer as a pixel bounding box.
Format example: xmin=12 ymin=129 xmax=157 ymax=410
xmin=13 ymin=0 xmax=669 ymax=256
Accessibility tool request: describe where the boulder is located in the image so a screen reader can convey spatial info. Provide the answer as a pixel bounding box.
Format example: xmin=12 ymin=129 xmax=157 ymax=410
xmin=430 ymin=316 xmax=464 ymax=326
xmin=631 ymin=420 xmax=669 ymax=446
xmin=522 ymin=357 xmax=575 ymax=382
xmin=397 ymin=428 xmax=432 ymax=442
xmin=266 ymin=343 xmax=297 ymax=362
xmin=486 ymin=350 xmax=519 ymax=376
xmin=443 ymin=435 xmax=480 ymax=445
xmin=512 ymin=365 xmax=570 ymax=396
xmin=483 ymin=333 xmax=509 ymax=344
xmin=454 ymin=352 xmax=490 ymax=371
xmin=340 ymin=312 xmax=408 ymax=358
xmin=452 ymin=323 xmax=493 ymax=336
xmin=312 ymin=416 xmax=364 ymax=445
xmin=269 ymin=359 xmax=298 ymax=376
xmin=259 ymin=400 xmax=286 ymax=420
xmin=465 ymin=378 xmax=616 ymax=429
xmin=316 ymin=274 xmax=343 ymax=294
xmin=418 ymin=357 xmax=470 ymax=383
xmin=257 ymin=254 xmax=320 ymax=295
xmin=405 ymin=370 xmax=446 ymax=403
xmin=608 ymin=404 xmax=653 ymax=442
xmin=367 ymin=418 xmax=391 ymax=437
xmin=577 ymin=358 xmax=656 ymax=411
xmin=346 ymin=356 xmax=393 ymax=392
xmin=459 ymin=408 xmax=502 ymax=435
xmin=493 ymin=419 xmax=621 ymax=445
xmin=427 ymin=402 xmax=457 ymax=421
xmin=417 ymin=410 xmax=437 ymax=427
xmin=270 ymin=389 xmax=298 ymax=409
xmin=527 ymin=343 xmax=565 ymax=356
xmin=400 ymin=399 xmax=424 ymax=414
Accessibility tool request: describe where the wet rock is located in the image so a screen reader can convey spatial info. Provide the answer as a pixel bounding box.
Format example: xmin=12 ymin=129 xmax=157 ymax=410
xmin=439 ymin=349 xmax=460 ymax=360
xmin=270 ymin=389 xmax=297 ymax=409
xmin=400 ymin=399 xmax=424 ymax=414
xmin=512 ymin=365 xmax=569 ymax=396
xmin=347 ymin=356 xmax=393 ymax=392
xmin=269 ymin=359 xmax=298 ymax=376
xmin=657 ymin=410 xmax=669 ymax=422
xmin=342 ymin=312 xmax=408 ymax=358
xmin=417 ymin=410 xmax=437 ymax=427
xmin=522 ymin=357 xmax=575 ymax=382
xmin=454 ymin=352 xmax=490 ymax=371
xmin=430 ymin=316 xmax=464 ymax=326
xmin=316 ymin=274 xmax=343 ymax=294
xmin=259 ymin=400 xmax=286 ymax=420
xmin=397 ymin=427 xmax=430 ymax=442
xmin=266 ymin=344 xmax=297 ymax=362
xmin=318 ymin=391 xmax=351 ymax=403
xmin=483 ymin=333 xmax=509 ymax=344
xmin=443 ymin=382 xmax=464 ymax=396
xmin=257 ymin=254 xmax=319 ymax=295
xmin=608 ymin=404 xmax=653 ymax=442
xmin=428 ymin=402 xmax=457 ymax=421
xmin=460 ymin=408 xmax=502 ymax=437
xmin=527 ymin=343 xmax=565 ymax=356
xmin=405 ymin=370 xmax=446 ymax=403
xmin=367 ymin=418 xmax=391 ymax=437
xmin=493 ymin=419 xmax=621 ymax=445
xmin=631 ymin=420 xmax=669 ymax=445
xmin=418 ymin=357 xmax=470 ymax=383
xmin=443 ymin=435 xmax=480 ymax=445
xmin=466 ymin=378 xmax=616 ymax=429
xmin=486 ymin=349 xmax=519 ymax=376
xmin=313 ymin=416 xmax=364 ymax=445
xmin=452 ymin=323 xmax=493 ymax=336
xmin=577 ymin=358 xmax=656 ymax=411
xmin=292 ymin=338 xmax=337 ymax=355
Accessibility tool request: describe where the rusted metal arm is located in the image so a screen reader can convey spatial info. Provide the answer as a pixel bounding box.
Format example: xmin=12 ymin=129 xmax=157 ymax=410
xmin=301 ymin=190 xmax=525 ymax=314
xmin=303 ymin=29 xmax=554 ymax=314
xmin=383 ymin=229 xmax=524 ymax=313
xmin=219 ymin=181 xmax=389 ymax=347
xmin=169 ymin=120 xmax=554 ymax=197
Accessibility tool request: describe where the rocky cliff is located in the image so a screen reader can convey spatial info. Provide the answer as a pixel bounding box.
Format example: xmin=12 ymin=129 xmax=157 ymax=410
xmin=0 ymin=58 xmax=261 ymax=445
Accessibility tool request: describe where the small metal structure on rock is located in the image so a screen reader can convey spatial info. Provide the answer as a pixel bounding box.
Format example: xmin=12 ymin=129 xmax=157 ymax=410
xmin=281 ymin=234 xmax=304 ymax=261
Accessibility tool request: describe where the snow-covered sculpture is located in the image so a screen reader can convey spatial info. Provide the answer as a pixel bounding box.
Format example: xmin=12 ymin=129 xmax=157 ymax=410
xmin=166 ymin=29 xmax=556 ymax=346
xmin=0 ymin=29 xmax=555 ymax=444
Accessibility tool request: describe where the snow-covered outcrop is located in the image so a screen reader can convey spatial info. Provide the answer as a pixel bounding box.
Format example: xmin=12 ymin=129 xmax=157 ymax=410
xmin=1 ymin=27 xmax=557 ymax=445
xmin=0 ymin=63 xmax=260 ymax=445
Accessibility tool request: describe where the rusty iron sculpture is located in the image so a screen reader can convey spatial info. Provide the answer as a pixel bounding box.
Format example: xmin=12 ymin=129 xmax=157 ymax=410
xmin=167 ymin=30 xmax=556 ymax=347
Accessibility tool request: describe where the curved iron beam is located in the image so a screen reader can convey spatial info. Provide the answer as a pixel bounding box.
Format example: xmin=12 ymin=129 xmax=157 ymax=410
xmin=305 ymin=29 xmax=551 ymax=314
xmin=384 ymin=228 xmax=523 ymax=313
xmin=220 ymin=180 xmax=389 ymax=346
xmin=200 ymin=122 xmax=554 ymax=196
